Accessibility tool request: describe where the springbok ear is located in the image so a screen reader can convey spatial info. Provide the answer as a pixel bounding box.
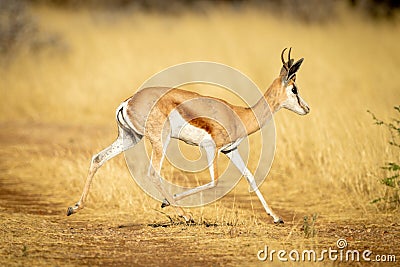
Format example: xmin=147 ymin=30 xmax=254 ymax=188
xmin=279 ymin=60 xmax=294 ymax=76
xmin=287 ymin=58 xmax=304 ymax=80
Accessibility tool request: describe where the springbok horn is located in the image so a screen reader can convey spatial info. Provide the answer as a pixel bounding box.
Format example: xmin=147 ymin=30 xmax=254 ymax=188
xmin=288 ymin=47 xmax=292 ymax=68
xmin=281 ymin=48 xmax=288 ymax=71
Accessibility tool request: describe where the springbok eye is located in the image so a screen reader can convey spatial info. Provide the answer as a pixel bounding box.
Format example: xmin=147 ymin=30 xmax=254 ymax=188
xmin=291 ymin=85 xmax=298 ymax=94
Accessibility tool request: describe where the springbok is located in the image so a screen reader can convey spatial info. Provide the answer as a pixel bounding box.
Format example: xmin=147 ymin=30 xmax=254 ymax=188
xmin=67 ymin=48 xmax=310 ymax=224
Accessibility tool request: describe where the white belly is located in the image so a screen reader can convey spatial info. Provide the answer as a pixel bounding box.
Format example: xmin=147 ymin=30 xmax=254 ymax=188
xmin=169 ymin=109 xmax=212 ymax=146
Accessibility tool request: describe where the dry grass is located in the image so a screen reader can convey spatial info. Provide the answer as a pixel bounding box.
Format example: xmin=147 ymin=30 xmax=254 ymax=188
xmin=1 ymin=4 xmax=400 ymax=266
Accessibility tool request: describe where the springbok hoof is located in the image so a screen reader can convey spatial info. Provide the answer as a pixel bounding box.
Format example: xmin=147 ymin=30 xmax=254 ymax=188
xmin=67 ymin=206 xmax=74 ymax=216
xmin=161 ymin=199 xmax=170 ymax=208
xmin=274 ymin=218 xmax=284 ymax=224
xmin=186 ymin=218 xmax=195 ymax=224
xmin=181 ymin=215 xmax=194 ymax=224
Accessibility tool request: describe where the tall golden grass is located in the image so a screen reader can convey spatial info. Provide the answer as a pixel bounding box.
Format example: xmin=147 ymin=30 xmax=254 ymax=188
xmin=1 ymin=5 xmax=399 ymax=224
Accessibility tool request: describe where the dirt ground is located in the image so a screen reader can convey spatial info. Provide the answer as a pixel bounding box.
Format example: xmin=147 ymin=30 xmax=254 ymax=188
xmin=0 ymin=122 xmax=399 ymax=267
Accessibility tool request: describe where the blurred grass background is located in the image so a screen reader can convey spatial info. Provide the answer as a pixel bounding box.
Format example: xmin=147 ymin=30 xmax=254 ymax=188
xmin=0 ymin=0 xmax=399 ymax=224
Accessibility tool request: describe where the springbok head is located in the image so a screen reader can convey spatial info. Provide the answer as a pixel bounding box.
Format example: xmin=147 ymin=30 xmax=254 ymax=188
xmin=278 ymin=48 xmax=310 ymax=115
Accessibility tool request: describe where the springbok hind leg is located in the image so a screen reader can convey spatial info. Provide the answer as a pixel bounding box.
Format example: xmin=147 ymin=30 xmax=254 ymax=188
xmin=67 ymin=127 xmax=141 ymax=216
xmin=148 ymin=141 xmax=193 ymax=222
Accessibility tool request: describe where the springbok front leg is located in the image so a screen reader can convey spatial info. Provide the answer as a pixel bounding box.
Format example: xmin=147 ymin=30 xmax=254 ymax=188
xmin=171 ymin=142 xmax=218 ymax=203
xmin=224 ymin=148 xmax=283 ymax=224
xmin=67 ymin=127 xmax=141 ymax=216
